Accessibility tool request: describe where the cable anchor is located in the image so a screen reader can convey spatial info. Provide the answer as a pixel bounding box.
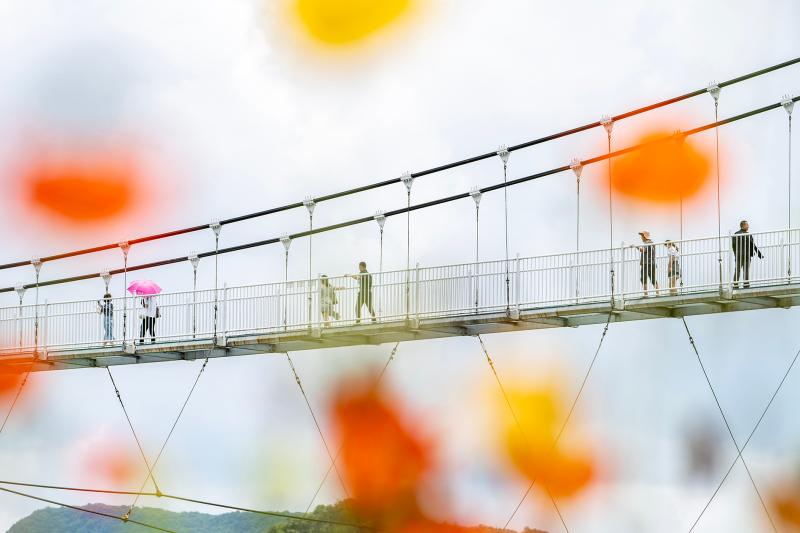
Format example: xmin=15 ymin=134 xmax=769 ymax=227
xmin=496 ymin=144 xmax=510 ymax=164
xmin=401 ymin=171 xmax=414 ymax=193
xmin=782 ymin=94 xmax=795 ymax=116
xmin=707 ymin=82 xmax=721 ymax=104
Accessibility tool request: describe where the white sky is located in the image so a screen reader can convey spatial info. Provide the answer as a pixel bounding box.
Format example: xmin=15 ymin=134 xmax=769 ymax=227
xmin=0 ymin=0 xmax=798 ymax=531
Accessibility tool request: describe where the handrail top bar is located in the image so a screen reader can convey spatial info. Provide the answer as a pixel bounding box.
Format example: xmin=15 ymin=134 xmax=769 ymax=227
xmin=3 ymin=226 xmax=796 ymax=311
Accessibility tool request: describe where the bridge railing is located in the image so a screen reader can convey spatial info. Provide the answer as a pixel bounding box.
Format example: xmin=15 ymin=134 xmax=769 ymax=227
xmin=0 ymin=228 xmax=797 ymax=355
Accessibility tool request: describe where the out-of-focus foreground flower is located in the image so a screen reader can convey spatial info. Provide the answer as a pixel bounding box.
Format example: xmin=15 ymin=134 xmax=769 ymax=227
xmin=501 ymin=384 xmax=596 ymax=501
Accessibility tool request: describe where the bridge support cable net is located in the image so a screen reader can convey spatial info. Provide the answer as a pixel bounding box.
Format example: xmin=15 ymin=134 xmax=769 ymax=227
xmin=687 ymin=340 xmax=800 ymax=531
xmin=707 ymin=84 xmax=724 ymax=291
xmin=783 ymin=95 xmax=795 ymax=278
xmin=4 ymin=94 xmax=800 ymax=297
xmin=601 ymin=117 xmax=616 ymax=298
xmin=569 ymin=160 xmax=583 ymax=300
xmin=303 ymin=341 xmax=400 ymax=515
xmin=0 ymin=57 xmax=797 ymax=277
xmin=476 ymin=335 xmax=570 ymax=533
xmin=502 ymin=313 xmax=613 ymax=530
xmin=374 ymin=212 xmax=387 ymax=316
xmin=402 ymin=172 xmax=414 ymax=319
xmin=285 ymin=352 xmax=350 ymax=499
xmin=0 ymin=481 xmax=372 ymax=530
xmin=126 ymin=354 xmax=212 ymax=520
xmin=680 ymin=318 xmax=777 ymax=532
xmin=105 ymin=367 xmax=161 ymax=498
xmin=497 ymin=146 xmax=512 ymax=314
xmin=0 ymin=485 xmax=175 ymax=532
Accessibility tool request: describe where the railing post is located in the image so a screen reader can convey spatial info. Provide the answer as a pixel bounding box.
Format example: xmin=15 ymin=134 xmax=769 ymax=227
xmin=41 ymin=300 xmax=49 ymax=359
xmin=619 ymin=242 xmax=626 ymax=304
xmin=782 ymin=236 xmax=788 ymax=283
xmin=515 ymin=253 xmax=521 ymax=310
xmin=727 ymin=230 xmax=733 ymax=292
xmin=414 ymin=263 xmax=420 ymax=322
xmin=220 ymin=283 xmax=228 ymax=343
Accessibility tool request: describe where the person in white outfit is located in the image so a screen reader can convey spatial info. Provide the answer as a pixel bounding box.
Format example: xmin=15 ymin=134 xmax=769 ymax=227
xmin=139 ymin=295 xmax=159 ymax=343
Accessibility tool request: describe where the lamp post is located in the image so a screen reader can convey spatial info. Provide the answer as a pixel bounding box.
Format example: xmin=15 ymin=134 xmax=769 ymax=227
xmin=304 ymin=196 xmax=316 ymax=328
xmin=189 ymin=252 xmax=200 ymax=338
xmin=374 ymin=211 xmax=386 ymax=317
xmin=469 ymin=187 xmax=482 ymax=312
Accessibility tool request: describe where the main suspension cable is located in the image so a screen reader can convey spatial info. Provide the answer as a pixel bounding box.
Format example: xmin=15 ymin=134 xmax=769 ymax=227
xmin=0 ymin=57 xmax=797 ymax=274
xmin=6 ymin=95 xmax=799 ymax=296
xmin=0 ymin=480 xmax=372 ymax=529
xmin=680 ymin=318 xmax=777 ymax=532
xmin=503 ymin=312 xmax=613 ymax=529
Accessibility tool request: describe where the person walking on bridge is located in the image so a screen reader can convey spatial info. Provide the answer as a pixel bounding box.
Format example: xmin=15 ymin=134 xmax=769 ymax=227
xmin=97 ymin=292 xmax=114 ymax=345
xmin=633 ymin=230 xmax=660 ymax=296
xmin=732 ymin=219 xmax=763 ymax=289
xmin=350 ymin=261 xmax=376 ymax=324
xmin=319 ymin=275 xmax=342 ymax=327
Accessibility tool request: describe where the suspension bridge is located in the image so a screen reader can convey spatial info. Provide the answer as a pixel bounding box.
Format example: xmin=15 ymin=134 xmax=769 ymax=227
xmin=0 ymin=56 xmax=797 ymax=533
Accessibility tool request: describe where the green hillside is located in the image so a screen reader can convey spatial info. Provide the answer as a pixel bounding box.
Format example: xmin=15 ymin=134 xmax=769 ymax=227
xmin=7 ymin=500 xmax=547 ymax=533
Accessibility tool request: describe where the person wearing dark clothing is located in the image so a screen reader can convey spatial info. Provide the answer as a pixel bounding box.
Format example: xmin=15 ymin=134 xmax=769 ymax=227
xmin=97 ymin=293 xmax=114 ymax=344
xmin=732 ymin=220 xmax=763 ymax=289
xmin=634 ymin=230 xmax=660 ymax=296
xmin=350 ymin=261 xmax=376 ymax=323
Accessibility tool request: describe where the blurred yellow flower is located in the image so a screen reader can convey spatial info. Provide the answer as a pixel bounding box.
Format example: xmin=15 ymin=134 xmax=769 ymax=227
xmin=502 ymin=385 xmax=596 ymax=500
xmin=291 ymin=0 xmax=414 ymax=46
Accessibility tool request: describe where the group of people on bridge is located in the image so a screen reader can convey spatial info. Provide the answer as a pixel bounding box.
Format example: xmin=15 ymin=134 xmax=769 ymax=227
xmin=89 ymin=224 xmax=766 ymax=344
xmin=634 ymin=220 xmax=763 ymax=296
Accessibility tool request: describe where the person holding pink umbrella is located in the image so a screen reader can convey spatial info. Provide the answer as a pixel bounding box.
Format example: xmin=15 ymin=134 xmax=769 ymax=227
xmin=128 ymin=280 xmax=161 ymax=344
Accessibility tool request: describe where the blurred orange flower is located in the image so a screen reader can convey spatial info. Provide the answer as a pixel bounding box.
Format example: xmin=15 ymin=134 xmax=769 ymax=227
xmin=332 ymin=378 xmax=431 ymax=526
xmin=610 ymin=130 xmax=711 ymax=203
xmin=0 ymin=366 xmax=26 ymax=398
xmin=82 ymin=443 xmax=139 ymax=486
xmin=20 ymin=146 xmax=137 ymax=223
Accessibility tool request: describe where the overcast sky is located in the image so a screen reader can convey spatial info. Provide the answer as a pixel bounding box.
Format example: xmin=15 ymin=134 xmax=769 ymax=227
xmin=0 ymin=0 xmax=798 ymax=531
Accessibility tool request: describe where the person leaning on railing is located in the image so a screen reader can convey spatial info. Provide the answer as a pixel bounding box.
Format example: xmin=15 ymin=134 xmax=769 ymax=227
xmin=731 ymin=220 xmax=763 ymax=289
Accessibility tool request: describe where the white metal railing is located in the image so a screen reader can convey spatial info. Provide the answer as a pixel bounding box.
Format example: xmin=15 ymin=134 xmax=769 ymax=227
xmin=1 ymin=228 xmax=798 ymax=355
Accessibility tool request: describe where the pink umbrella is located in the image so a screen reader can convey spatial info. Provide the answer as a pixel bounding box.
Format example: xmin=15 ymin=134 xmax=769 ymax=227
xmin=127 ymin=280 xmax=162 ymax=295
